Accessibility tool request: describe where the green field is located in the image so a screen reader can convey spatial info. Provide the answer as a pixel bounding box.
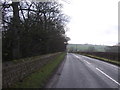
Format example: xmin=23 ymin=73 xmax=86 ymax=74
xmin=67 ymin=44 xmax=107 ymax=52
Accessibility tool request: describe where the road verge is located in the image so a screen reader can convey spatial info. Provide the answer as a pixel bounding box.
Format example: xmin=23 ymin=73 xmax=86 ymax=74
xmin=78 ymin=53 xmax=120 ymax=66
xmin=12 ymin=52 xmax=66 ymax=88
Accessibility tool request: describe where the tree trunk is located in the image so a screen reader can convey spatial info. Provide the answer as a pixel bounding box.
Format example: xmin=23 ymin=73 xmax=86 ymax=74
xmin=12 ymin=2 xmax=21 ymax=59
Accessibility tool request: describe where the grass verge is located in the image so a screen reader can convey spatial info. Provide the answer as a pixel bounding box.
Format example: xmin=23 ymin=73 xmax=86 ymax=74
xmin=80 ymin=54 xmax=120 ymax=66
xmin=13 ymin=52 xmax=66 ymax=88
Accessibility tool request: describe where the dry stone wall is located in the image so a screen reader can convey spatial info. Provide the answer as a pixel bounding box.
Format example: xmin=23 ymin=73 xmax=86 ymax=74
xmin=2 ymin=52 xmax=61 ymax=88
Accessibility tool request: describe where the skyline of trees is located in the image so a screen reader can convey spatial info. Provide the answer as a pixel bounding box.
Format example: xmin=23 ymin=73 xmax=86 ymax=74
xmin=2 ymin=1 xmax=70 ymax=61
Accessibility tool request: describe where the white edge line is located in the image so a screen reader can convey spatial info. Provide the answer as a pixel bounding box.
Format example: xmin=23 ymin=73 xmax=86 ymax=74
xmin=96 ymin=68 xmax=120 ymax=86
xmin=83 ymin=55 xmax=119 ymax=69
xmin=74 ymin=54 xmax=120 ymax=86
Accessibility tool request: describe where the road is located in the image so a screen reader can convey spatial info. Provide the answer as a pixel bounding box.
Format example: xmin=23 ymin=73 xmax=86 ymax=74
xmin=46 ymin=53 xmax=120 ymax=88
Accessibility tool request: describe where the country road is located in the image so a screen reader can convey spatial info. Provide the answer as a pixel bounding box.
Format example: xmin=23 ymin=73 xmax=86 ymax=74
xmin=46 ymin=53 xmax=120 ymax=88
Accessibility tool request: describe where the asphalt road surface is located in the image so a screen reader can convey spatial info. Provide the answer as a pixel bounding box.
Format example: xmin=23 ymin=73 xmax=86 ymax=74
xmin=46 ymin=53 xmax=120 ymax=88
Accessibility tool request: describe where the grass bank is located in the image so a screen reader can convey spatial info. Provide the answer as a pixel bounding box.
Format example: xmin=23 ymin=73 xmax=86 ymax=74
xmin=79 ymin=53 xmax=120 ymax=66
xmin=13 ymin=52 xmax=66 ymax=88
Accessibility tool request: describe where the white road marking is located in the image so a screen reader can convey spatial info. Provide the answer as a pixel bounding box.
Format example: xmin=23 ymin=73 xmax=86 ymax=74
xmin=73 ymin=54 xmax=120 ymax=86
xmin=96 ymin=68 xmax=120 ymax=86
xmin=85 ymin=61 xmax=91 ymax=65
xmin=73 ymin=54 xmax=80 ymax=59
xmin=82 ymin=55 xmax=119 ymax=69
xmin=73 ymin=54 xmax=91 ymax=65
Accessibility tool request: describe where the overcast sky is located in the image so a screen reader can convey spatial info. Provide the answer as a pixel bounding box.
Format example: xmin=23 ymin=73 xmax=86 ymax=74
xmin=60 ymin=0 xmax=119 ymax=46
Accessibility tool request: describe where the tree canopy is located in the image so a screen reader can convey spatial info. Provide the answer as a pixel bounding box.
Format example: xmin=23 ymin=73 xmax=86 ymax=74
xmin=1 ymin=1 xmax=70 ymax=61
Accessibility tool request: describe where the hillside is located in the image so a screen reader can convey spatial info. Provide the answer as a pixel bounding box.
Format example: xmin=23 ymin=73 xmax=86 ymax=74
xmin=67 ymin=44 xmax=107 ymax=52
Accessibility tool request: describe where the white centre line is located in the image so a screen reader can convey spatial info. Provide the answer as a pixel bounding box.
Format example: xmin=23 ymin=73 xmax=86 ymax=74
xmin=96 ymin=68 xmax=120 ymax=86
xmin=73 ymin=54 xmax=120 ymax=86
xmin=73 ymin=54 xmax=79 ymax=59
xmin=85 ymin=61 xmax=91 ymax=65
xmin=73 ymin=54 xmax=92 ymax=65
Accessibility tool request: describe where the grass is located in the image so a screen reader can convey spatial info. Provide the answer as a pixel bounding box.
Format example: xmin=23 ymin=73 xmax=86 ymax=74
xmin=81 ymin=54 xmax=120 ymax=66
xmin=13 ymin=52 xmax=66 ymax=88
xmin=67 ymin=44 xmax=106 ymax=52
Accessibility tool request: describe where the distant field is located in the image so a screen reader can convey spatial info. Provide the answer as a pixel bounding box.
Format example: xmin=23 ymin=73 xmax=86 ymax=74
xmin=67 ymin=44 xmax=107 ymax=52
